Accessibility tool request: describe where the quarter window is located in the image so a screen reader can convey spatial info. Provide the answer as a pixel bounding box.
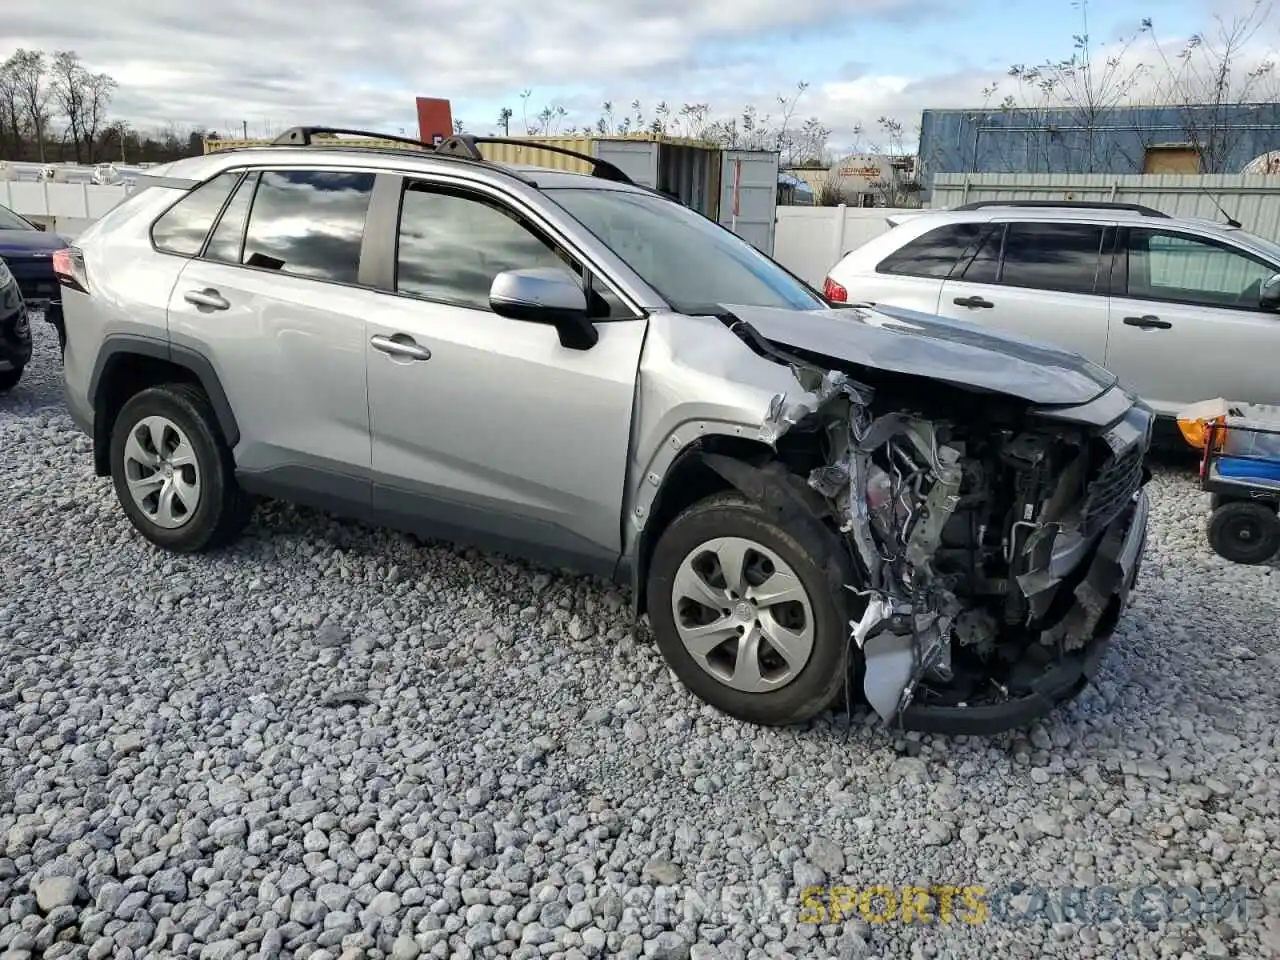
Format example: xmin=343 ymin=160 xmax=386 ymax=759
xmin=877 ymin=223 xmax=985 ymax=278
xmin=239 ymin=170 xmax=375 ymax=284
xmin=1127 ymin=229 xmax=1277 ymax=309
xmin=998 ymin=222 xmax=1105 ymax=295
xmin=396 ymin=184 xmax=583 ymax=312
xmin=151 ymin=171 xmax=241 ymax=256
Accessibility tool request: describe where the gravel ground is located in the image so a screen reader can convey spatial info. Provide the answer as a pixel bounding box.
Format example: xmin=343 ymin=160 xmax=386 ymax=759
xmin=3 ymin=323 xmax=1280 ymax=960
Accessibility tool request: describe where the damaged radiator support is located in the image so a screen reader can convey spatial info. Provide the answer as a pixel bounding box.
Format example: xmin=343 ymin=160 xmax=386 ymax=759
xmin=764 ymin=364 xmax=966 ymax=724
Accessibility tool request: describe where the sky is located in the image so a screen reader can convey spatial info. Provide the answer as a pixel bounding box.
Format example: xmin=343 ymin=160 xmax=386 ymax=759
xmin=3 ymin=0 xmax=1276 ymax=153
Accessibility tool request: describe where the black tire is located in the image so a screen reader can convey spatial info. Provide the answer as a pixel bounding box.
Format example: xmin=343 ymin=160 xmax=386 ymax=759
xmin=0 ymin=365 xmax=23 ymax=392
xmin=645 ymin=492 xmax=854 ymax=726
xmin=109 ymin=383 xmax=250 ymax=553
xmin=1207 ymin=500 xmax=1280 ymax=565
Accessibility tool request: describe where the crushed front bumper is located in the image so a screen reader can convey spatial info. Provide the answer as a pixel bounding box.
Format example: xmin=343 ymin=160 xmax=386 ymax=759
xmin=897 ymin=487 xmax=1150 ymax=736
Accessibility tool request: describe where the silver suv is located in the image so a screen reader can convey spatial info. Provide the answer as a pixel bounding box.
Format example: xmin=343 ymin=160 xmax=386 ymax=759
xmin=825 ymin=201 xmax=1280 ymax=419
xmin=57 ymin=128 xmax=1152 ymax=734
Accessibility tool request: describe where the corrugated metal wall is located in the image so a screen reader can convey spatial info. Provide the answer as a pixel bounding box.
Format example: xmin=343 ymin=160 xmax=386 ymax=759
xmin=930 ymin=173 xmax=1280 ymax=241
xmin=918 ymin=104 xmax=1280 ymax=182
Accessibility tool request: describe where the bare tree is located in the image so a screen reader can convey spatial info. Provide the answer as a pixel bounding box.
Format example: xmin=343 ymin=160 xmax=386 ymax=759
xmin=82 ymin=70 xmax=116 ymax=162
xmin=1001 ymin=0 xmax=1155 ymax=172
xmin=1148 ymin=0 xmax=1279 ymax=172
xmin=0 ymin=59 xmax=24 ymax=159
xmin=52 ymin=51 xmax=88 ymax=162
xmin=6 ymin=50 xmax=52 ymax=162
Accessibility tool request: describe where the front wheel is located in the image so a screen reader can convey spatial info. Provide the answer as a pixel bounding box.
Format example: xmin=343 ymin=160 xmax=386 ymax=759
xmin=109 ymin=383 xmax=250 ymax=553
xmin=0 ymin=365 xmax=23 ymax=392
xmin=645 ymin=492 xmax=853 ymax=726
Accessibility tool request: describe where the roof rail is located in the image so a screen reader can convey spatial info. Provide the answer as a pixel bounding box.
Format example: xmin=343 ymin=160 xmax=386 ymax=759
xmin=269 ymin=126 xmax=635 ymax=184
xmin=952 ymin=200 xmax=1170 ymax=218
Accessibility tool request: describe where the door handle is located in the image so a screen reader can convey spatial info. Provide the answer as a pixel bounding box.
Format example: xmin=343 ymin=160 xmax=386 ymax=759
xmin=1123 ymin=315 xmax=1172 ymax=330
xmin=370 ymin=334 xmax=432 ymax=361
xmin=184 ymin=288 xmax=230 ymax=311
xmin=953 ymin=296 xmax=994 ymax=309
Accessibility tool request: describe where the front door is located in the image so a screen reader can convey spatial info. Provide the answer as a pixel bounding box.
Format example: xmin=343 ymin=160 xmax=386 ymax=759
xmin=364 ymin=179 xmax=647 ymax=575
xmin=936 ymin=220 xmax=1113 ymax=364
xmin=1106 ymin=226 xmax=1280 ymax=414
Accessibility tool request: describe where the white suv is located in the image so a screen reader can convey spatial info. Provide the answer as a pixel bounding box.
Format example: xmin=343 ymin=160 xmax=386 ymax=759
xmin=824 ymin=201 xmax=1280 ymax=418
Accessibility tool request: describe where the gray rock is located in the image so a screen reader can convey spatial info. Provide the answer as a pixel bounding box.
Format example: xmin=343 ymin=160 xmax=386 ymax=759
xmin=33 ymin=876 xmax=79 ymax=912
xmin=148 ymin=868 xmax=187 ymax=901
xmin=644 ymin=932 xmax=691 ymax=960
xmin=642 ymin=860 xmax=682 ymax=886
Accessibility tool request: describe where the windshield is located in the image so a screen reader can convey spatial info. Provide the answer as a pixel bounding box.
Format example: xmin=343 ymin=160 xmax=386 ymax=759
xmin=548 ymin=187 xmax=825 ymax=312
xmin=0 ymin=204 xmax=33 ymax=231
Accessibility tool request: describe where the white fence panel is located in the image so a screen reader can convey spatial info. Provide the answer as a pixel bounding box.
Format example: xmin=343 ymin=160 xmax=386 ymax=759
xmin=774 ymin=205 xmax=916 ymax=287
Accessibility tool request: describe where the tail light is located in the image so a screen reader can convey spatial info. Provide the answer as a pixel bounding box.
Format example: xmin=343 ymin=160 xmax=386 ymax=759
xmin=53 ymin=246 xmax=90 ymax=293
xmin=823 ymin=276 xmax=848 ymax=303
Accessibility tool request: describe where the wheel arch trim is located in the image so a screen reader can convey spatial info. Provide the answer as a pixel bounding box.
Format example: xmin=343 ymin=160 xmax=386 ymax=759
xmin=88 ymin=334 xmax=241 ymax=462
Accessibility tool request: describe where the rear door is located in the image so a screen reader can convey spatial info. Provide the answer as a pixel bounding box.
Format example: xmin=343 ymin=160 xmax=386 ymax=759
xmin=936 ymin=220 xmax=1113 ymax=364
xmin=165 ymin=167 xmax=377 ymax=500
xmin=1106 ymin=226 xmax=1280 ymax=413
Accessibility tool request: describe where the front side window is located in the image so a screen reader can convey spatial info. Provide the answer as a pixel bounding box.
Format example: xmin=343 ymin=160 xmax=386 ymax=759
xmin=239 ymin=170 xmax=375 ymax=284
xmin=396 ymin=185 xmax=572 ymax=310
xmin=998 ymin=222 xmax=1106 ymax=295
xmin=1128 ymin=228 xmax=1278 ymax=309
xmin=151 ymin=171 xmax=241 ymax=256
xmin=548 ymin=187 xmax=824 ymax=312
xmin=878 ymin=223 xmax=986 ymax=279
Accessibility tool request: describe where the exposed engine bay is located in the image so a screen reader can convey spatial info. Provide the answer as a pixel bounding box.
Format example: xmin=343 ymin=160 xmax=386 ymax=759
xmin=757 ymin=353 xmax=1151 ymax=734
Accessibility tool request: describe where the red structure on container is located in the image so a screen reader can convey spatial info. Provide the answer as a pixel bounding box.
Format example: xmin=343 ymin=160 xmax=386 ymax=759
xmin=416 ymin=98 xmax=454 ymax=146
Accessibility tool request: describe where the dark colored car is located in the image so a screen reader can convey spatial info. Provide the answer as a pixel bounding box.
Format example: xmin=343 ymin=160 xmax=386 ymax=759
xmin=0 ymin=255 xmax=32 ymax=391
xmin=0 ymin=203 xmax=66 ymax=352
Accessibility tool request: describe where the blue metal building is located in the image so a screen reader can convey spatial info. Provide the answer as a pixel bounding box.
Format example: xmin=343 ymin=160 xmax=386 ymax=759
xmin=918 ymin=102 xmax=1280 ymax=186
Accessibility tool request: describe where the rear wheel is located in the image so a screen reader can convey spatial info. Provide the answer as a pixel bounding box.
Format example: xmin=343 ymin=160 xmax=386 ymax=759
xmin=1207 ymin=500 xmax=1280 ymax=565
xmin=645 ymin=492 xmax=853 ymax=726
xmin=109 ymin=384 xmax=250 ymax=552
xmin=0 ymin=365 xmax=23 ymax=392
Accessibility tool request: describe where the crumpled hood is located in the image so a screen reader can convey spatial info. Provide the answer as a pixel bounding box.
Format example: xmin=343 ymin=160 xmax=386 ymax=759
xmin=0 ymin=228 xmax=66 ymax=257
xmin=721 ymin=302 xmax=1119 ymax=407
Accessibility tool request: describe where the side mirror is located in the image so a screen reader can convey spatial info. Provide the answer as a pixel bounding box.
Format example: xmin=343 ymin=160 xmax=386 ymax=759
xmin=489 ymin=268 xmax=599 ymax=350
xmin=1260 ymin=273 xmax=1280 ymax=312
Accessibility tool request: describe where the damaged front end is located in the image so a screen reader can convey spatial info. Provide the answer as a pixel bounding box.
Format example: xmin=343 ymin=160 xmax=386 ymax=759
xmin=759 ymin=354 xmax=1151 ymax=736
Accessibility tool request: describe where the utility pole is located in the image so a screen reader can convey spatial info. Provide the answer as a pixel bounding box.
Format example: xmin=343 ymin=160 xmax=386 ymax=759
xmin=242 ymin=120 xmax=248 ymax=139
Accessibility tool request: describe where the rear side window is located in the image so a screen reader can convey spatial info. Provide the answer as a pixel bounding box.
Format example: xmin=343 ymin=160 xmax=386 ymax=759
xmin=958 ymin=225 xmax=1004 ymax=284
xmin=151 ymin=172 xmax=240 ymax=256
xmin=240 ymin=170 xmax=375 ymax=285
xmin=204 ymin=173 xmax=258 ymax=264
xmin=999 ymin=222 xmax=1105 ymax=295
xmin=876 ymin=223 xmax=985 ymax=278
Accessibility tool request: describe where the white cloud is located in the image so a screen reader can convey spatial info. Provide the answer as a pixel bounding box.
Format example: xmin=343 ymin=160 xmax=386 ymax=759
xmin=2 ymin=0 xmax=935 ymax=136
xmin=2 ymin=0 xmax=1276 ymax=158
